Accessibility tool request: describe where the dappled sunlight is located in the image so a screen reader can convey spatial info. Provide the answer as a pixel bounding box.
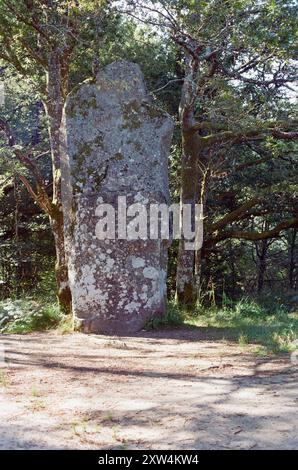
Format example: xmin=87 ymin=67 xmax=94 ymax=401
xmin=0 ymin=331 xmax=297 ymax=449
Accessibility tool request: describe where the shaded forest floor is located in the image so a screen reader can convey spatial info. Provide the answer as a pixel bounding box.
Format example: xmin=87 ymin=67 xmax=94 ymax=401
xmin=0 ymin=329 xmax=297 ymax=450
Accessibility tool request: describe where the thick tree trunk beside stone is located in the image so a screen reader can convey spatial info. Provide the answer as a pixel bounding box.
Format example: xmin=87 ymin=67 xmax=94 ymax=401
xmin=49 ymin=211 xmax=72 ymax=314
xmin=175 ymin=132 xmax=200 ymax=308
xmin=175 ymin=59 xmax=206 ymax=309
xmin=44 ymin=49 xmax=72 ymax=314
xmin=61 ymin=61 xmax=173 ymax=334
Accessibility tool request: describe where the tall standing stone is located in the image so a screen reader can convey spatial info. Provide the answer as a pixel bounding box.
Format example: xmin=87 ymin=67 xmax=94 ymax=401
xmin=61 ymin=61 xmax=173 ymax=334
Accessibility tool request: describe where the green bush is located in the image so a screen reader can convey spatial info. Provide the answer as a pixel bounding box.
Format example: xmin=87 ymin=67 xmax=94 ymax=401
xmin=0 ymin=299 xmax=62 ymax=334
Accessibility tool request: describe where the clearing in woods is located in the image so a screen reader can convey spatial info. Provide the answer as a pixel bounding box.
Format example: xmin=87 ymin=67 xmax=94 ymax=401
xmin=0 ymin=329 xmax=297 ymax=450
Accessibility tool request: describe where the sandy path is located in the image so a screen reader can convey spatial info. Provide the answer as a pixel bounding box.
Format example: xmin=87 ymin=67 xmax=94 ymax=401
xmin=0 ymin=329 xmax=297 ymax=450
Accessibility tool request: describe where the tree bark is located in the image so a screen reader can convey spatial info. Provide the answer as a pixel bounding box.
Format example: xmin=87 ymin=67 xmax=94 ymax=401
xmin=175 ymin=57 xmax=207 ymax=308
xmin=175 ymin=54 xmax=212 ymax=309
xmin=257 ymin=245 xmax=267 ymax=293
xmin=255 ymin=227 xmax=270 ymax=294
xmin=175 ymin=139 xmax=198 ymax=307
xmin=288 ymin=228 xmax=297 ymax=290
xmin=43 ymin=48 xmax=72 ymax=313
xmin=49 ymin=210 xmax=72 ymax=313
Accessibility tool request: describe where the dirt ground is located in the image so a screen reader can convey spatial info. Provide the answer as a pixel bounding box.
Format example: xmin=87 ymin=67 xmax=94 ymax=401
xmin=0 ymin=328 xmax=297 ymax=450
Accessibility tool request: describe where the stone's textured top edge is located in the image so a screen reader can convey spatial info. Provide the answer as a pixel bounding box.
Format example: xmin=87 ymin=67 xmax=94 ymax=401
xmin=96 ymin=60 xmax=144 ymax=82
xmin=62 ymin=61 xmax=175 ymax=127
xmin=95 ymin=60 xmax=147 ymax=103
xmin=61 ymin=59 xmax=173 ymax=204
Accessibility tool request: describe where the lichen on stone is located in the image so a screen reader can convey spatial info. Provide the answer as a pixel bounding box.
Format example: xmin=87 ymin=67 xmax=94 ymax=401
xmin=62 ymin=60 xmax=174 ymax=335
xmin=121 ymin=100 xmax=142 ymax=130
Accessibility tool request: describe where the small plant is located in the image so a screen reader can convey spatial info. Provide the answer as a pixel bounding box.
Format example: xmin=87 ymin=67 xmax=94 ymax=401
xmin=71 ymin=418 xmax=89 ymax=436
xmin=146 ymin=300 xmax=186 ymax=329
xmin=57 ymin=316 xmax=74 ymax=334
xmin=0 ymin=369 xmax=9 ymax=387
xmin=103 ymin=411 xmax=115 ymax=422
xmin=0 ymin=299 xmax=62 ymax=334
xmin=31 ymin=387 xmax=42 ymax=398
xmin=30 ymin=399 xmax=46 ymax=412
xmin=238 ymin=333 xmax=248 ymax=346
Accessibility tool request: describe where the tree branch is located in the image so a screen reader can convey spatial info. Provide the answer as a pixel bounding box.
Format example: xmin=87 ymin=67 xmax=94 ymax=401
xmin=196 ymin=124 xmax=298 ymax=147
xmin=207 ymin=216 xmax=298 ymax=245
xmin=0 ymin=116 xmax=54 ymax=215
xmin=207 ymin=197 xmax=262 ymax=233
xmin=3 ymin=0 xmax=51 ymax=43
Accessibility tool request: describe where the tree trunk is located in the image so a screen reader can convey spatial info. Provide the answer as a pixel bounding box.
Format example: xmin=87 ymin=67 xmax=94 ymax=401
xmin=175 ymin=116 xmax=205 ymax=307
xmin=49 ymin=211 xmax=72 ymax=313
xmin=44 ymin=49 xmax=72 ymax=313
xmin=175 ymin=58 xmax=208 ymax=309
xmin=256 ymin=237 xmax=269 ymax=294
xmin=288 ymin=228 xmax=297 ymax=290
xmin=257 ymin=251 xmax=267 ymax=294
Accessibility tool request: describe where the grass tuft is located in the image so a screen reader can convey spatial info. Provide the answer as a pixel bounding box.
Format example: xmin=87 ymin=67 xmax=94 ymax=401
xmin=146 ymin=300 xmax=186 ymax=329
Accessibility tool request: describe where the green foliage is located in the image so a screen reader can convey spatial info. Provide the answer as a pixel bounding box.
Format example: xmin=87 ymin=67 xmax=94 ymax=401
xmin=147 ymin=300 xmax=186 ymax=329
xmin=0 ymin=299 xmax=62 ymax=334
xmin=190 ymin=296 xmax=298 ymax=354
xmin=146 ymin=296 xmax=297 ymax=355
xmin=0 ymin=69 xmax=54 ymax=301
xmin=57 ymin=316 xmax=74 ymax=335
xmin=31 ymin=268 xmax=57 ymax=303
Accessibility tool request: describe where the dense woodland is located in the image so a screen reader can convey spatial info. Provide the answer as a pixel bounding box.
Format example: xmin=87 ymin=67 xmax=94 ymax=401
xmin=0 ymin=0 xmax=297 ymax=323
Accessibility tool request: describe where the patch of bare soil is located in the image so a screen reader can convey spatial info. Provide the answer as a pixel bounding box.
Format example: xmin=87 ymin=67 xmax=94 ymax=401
xmin=0 ymin=328 xmax=297 ymax=450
